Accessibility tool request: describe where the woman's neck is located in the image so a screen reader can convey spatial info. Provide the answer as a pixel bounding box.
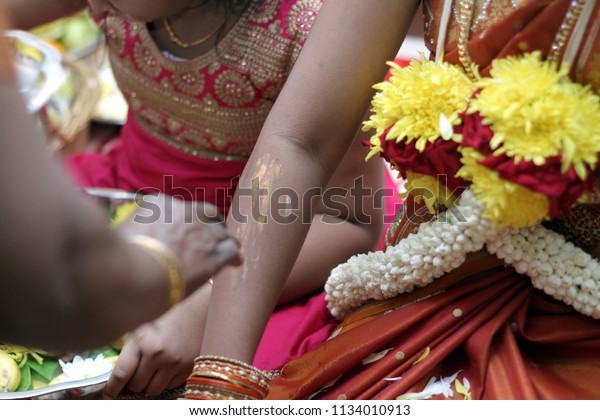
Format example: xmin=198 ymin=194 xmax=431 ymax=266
xmin=149 ymin=0 xmax=243 ymax=60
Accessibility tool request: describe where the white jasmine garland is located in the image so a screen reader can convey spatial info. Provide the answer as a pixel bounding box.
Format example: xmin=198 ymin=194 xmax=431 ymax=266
xmin=488 ymin=224 xmax=600 ymax=318
xmin=325 ymin=189 xmax=600 ymax=320
xmin=325 ymin=190 xmax=495 ymax=319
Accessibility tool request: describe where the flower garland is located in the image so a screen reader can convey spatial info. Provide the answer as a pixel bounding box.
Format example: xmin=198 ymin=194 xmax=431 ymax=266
xmin=365 ymin=52 xmax=600 ymax=228
xmin=324 ymin=51 xmax=600 ymax=320
xmin=488 ymin=224 xmax=600 ymax=318
xmin=325 ymin=189 xmax=600 ymax=320
xmin=325 ymin=190 xmax=493 ymax=319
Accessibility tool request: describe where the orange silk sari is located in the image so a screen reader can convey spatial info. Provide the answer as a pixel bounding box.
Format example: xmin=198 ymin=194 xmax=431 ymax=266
xmin=268 ymin=0 xmax=600 ymax=400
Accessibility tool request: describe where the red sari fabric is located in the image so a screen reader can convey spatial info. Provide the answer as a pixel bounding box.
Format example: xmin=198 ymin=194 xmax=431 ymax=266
xmin=67 ymin=113 xmax=246 ymax=213
xmin=268 ymin=0 xmax=600 ymax=399
xmin=269 ymin=253 xmax=600 ymax=399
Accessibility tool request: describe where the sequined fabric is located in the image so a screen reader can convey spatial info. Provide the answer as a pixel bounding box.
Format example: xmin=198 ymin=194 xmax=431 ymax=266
xmin=100 ymin=0 xmax=322 ymax=161
xmin=424 ymin=0 xmax=600 ymax=90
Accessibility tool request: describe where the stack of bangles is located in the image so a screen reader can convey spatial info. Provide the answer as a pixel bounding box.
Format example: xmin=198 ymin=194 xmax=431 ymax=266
xmin=184 ymin=356 xmax=271 ymax=400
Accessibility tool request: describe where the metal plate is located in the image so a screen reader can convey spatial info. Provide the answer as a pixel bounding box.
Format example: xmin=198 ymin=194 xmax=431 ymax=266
xmin=0 ymin=372 xmax=110 ymax=400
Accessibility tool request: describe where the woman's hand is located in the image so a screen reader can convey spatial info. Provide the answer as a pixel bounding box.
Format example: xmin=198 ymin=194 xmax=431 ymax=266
xmin=103 ymin=286 xmax=211 ymax=398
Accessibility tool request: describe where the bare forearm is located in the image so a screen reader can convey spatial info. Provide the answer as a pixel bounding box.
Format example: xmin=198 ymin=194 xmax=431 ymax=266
xmin=202 ymin=0 xmax=419 ymax=363
xmin=204 ymin=143 xmax=330 ymax=361
xmin=280 ymin=213 xmax=382 ymax=303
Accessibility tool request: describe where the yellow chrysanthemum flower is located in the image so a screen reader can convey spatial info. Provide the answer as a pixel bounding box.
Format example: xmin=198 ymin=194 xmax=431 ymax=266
xmin=365 ymin=56 xmax=474 ymax=160
xmin=457 ymin=148 xmax=549 ymax=228
xmin=404 ymin=171 xmax=457 ymax=214
xmin=469 ymin=52 xmax=600 ymax=178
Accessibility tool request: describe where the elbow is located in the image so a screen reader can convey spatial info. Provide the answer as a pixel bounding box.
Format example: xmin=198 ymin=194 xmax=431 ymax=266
xmin=269 ymin=127 xmax=348 ymax=182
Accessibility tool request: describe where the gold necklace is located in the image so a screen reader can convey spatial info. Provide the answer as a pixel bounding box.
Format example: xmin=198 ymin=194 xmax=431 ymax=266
xmin=456 ymin=0 xmax=587 ymax=78
xmin=163 ymin=0 xmax=238 ymax=49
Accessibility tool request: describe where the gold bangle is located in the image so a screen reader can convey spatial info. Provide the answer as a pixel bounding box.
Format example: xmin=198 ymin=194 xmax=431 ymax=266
xmin=128 ymin=235 xmax=185 ymax=308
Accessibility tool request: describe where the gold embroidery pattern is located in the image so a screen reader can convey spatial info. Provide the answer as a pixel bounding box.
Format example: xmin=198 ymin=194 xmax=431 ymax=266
xmin=473 ymin=0 xmax=515 ymax=37
xmin=423 ymin=0 xmax=437 ymax=46
xmin=133 ymin=42 xmax=162 ymax=79
xmin=129 ymin=22 xmax=142 ymax=38
xmin=104 ymin=14 xmax=126 ymax=56
xmin=226 ymin=24 xmax=298 ymax=82
xmin=287 ymin=0 xmax=321 ymax=42
xmin=449 ymin=0 xmax=515 ymax=43
xmin=104 ymin=0 xmax=321 ymax=160
xmin=112 ymin=52 xmax=273 ymax=159
xmin=214 ymin=70 xmax=256 ymax=107
xmin=249 ymin=0 xmax=279 ymax=24
xmin=172 ymin=71 xmax=206 ymax=97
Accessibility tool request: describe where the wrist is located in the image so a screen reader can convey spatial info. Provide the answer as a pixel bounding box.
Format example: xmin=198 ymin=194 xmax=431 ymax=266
xmin=127 ymin=235 xmax=185 ymax=309
xmin=184 ymin=355 xmax=271 ymax=400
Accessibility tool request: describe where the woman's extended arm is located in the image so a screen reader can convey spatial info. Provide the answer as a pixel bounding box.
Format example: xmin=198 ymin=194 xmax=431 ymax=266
xmin=277 ymin=123 xmax=386 ymax=303
xmin=202 ymin=0 xmax=420 ymax=362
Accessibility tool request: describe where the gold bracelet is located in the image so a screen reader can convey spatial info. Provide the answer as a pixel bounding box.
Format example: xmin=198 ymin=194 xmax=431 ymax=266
xmin=128 ymin=235 xmax=185 ymax=308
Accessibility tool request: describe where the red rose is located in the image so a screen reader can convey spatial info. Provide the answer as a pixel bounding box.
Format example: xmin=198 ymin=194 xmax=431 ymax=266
xmin=460 ymin=111 xmax=493 ymax=155
xmin=374 ymin=130 xmax=469 ymax=195
xmin=478 ymin=153 xmax=594 ymax=217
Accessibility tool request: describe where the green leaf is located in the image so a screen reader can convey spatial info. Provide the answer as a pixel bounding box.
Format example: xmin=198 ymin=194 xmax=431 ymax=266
xmin=16 ymin=365 xmax=31 ymax=392
xmin=88 ymin=346 xmax=118 ymax=359
xmin=30 ymin=370 xmax=51 ymax=387
xmin=102 ymin=347 xmax=119 ymax=358
xmin=27 ymin=358 xmax=59 ymax=382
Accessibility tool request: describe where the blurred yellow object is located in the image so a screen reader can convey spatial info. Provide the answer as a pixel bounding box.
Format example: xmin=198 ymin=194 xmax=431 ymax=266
xmin=13 ymin=41 xmax=43 ymax=62
xmin=0 ymin=351 xmax=20 ymax=393
xmin=105 ymin=355 xmax=119 ymax=365
xmin=5 ymin=30 xmax=65 ymax=113
xmin=110 ymin=334 xmax=127 ymax=351
xmin=31 ymin=380 xmax=47 ymax=390
xmin=30 ymin=11 xmax=100 ymax=59
xmin=43 ymin=39 xmax=65 ymax=54
xmin=111 ymin=202 xmax=138 ymax=227
xmin=30 ymin=18 xmax=67 ymax=40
